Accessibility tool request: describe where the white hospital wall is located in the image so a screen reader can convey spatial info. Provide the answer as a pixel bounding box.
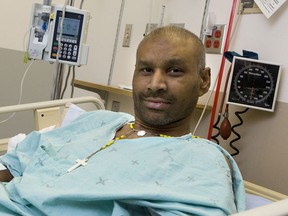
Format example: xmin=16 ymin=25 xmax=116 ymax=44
xmin=1 ymin=0 xmax=288 ymax=195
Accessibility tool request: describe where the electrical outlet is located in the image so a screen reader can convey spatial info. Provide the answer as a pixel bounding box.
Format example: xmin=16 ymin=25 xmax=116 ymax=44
xmin=111 ymin=101 xmax=120 ymax=112
xmin=203 ymin=24 xmax=226 ymax=54
xmin=122 ymin=24 xmax=132 ymax=47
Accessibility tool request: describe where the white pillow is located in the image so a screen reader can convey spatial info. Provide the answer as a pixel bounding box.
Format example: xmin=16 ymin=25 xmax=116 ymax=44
xmin=60 ymin=104 xmax=86 ymax=127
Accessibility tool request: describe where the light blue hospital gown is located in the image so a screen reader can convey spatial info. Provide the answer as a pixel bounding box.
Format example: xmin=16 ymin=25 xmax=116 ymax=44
xmin=0 ymin=110 xmax=246 ymax=216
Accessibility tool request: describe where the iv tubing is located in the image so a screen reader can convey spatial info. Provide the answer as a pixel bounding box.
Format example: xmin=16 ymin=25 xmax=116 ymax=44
xmin=207 ymin=0 xmax=237 ymax=140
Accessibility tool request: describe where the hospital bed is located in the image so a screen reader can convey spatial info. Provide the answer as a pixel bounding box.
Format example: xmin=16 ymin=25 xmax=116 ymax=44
xmin=0 ymin=96 xmax=287 ymax=214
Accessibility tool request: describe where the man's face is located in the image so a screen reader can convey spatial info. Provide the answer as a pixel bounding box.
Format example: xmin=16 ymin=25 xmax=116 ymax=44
xmin=132 ymin=37 xmax=206 ymax=126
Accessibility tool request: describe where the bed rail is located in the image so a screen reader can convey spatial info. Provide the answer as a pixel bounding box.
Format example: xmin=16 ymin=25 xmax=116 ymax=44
xmin=244 ymin=180 xmax=288 ymax=202
xmin=0 ymin=96 xmax=105 ymax=114
xmin=232 ymin=198 xmax=288 ymax=216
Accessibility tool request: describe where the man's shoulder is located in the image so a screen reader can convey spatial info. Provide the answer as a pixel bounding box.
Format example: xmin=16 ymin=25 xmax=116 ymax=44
xmin=187 ymin=136 xmax=233 ymax=161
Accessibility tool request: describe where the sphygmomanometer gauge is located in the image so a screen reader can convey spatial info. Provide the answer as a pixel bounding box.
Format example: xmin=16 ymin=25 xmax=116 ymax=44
xmin=227 ymin=56 xmax=281 ymax=112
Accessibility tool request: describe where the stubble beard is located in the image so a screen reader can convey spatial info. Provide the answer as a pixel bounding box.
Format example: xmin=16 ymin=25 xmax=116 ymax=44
xmin=133 ymin=93 xmax=197 ymax=127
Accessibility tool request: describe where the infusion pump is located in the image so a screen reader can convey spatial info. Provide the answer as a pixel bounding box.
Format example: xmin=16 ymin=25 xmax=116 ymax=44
xmin=27 ymin=3 xmax=90 ymax=66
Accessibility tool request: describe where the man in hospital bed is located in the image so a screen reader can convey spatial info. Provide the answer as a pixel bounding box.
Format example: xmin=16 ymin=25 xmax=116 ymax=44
xmin=0 ymin=26 xmax=246 ymax=215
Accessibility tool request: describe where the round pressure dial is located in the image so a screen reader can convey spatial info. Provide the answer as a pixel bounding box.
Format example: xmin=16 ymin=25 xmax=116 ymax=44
xmin=227 ymin=57 xmax=281 ymax=112
xmin=234 ymin=65 xmax=273 ymax=103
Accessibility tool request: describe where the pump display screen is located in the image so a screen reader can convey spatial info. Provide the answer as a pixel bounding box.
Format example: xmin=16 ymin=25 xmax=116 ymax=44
xmin=58 ymin=17 xmax=80 ymax=36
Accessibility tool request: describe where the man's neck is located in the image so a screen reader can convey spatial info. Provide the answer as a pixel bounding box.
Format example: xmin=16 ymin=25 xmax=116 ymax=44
xmin=133 ymin=119 xmax=192 ymax=137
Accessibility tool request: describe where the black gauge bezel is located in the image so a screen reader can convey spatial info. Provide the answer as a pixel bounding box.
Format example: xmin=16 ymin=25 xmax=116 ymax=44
xmin=227 ymin=56 xmax=281 ymax=112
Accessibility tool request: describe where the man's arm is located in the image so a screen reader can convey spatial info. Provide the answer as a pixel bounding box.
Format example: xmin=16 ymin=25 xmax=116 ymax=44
xmin=0 ymin=169 xmax=13 ymax=182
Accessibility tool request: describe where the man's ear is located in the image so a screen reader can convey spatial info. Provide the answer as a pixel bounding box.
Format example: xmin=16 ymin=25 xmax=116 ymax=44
xmin=199 ymin=67 xmax=211 ymax=96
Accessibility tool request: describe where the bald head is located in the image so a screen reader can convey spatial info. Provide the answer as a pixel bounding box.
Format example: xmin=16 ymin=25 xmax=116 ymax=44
xmin=138 ymin=26 xmax=206 ymax=74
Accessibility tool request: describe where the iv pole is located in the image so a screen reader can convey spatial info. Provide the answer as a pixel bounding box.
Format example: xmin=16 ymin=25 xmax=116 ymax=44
xmin=207 ymin=0 xmax=238 ymax=140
